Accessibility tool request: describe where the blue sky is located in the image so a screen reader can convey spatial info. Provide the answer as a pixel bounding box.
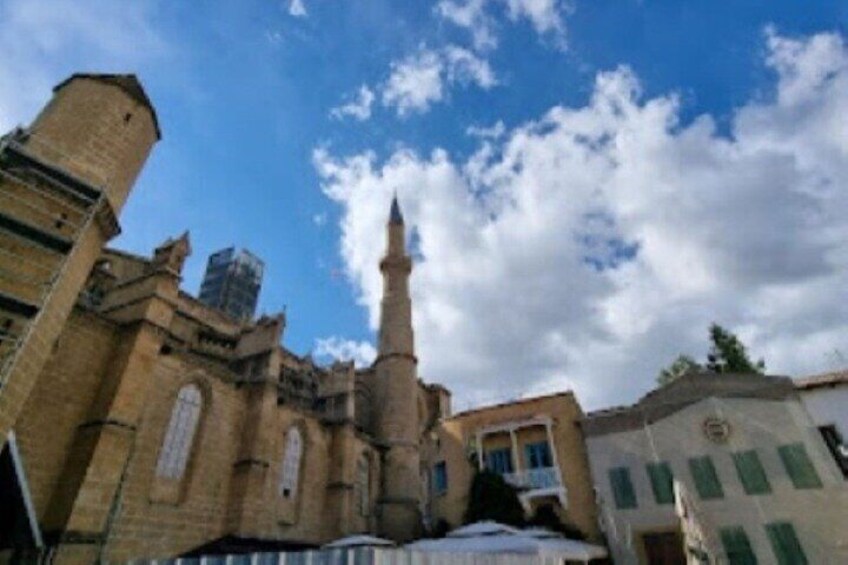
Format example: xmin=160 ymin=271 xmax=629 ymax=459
xmin=1 ymin=0 xmax=846 ymax=409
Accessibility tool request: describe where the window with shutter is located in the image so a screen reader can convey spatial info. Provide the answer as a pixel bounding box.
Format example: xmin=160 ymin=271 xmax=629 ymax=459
xmin=688 ymin=456 xmax=724 ymax=500
xmin=765 ymin=522 xmax=808 ymax=565
xmin=777 ymin=443 xmax=822 ymax=489
xmin=719 ymin=526 xmax=757 ymax=565
xmin=732 ymin=450 xmax=771 ymax=495
xmin=646 ymin=462 xmax=674 ymax=504
xmin=608 ymin=467 xmax=637 ymax=509
xmin=156 ymin=384 xmax=202 ymax=480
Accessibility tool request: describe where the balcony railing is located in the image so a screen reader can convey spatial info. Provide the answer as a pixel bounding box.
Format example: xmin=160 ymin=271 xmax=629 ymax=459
xmin=502 ymin=467 xmax=561 ymax=491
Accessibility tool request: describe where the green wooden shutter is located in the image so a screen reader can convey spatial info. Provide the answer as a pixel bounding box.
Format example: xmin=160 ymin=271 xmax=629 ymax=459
xmin=719 ymin=526 xmax=758 ymax=565
xmin=732 ymin=450 xmax=771 ymax=495
xmin=765 ymin=522 xmax=808 ymax=565
xmin=646 ymin=461 xmax=674 ymax=504
xmin=688 ymin=456 xmax=724 ymax=500
xmin=778 ymin=443 xmax=822 ymax=489
xmin=608 ymin=467 xmax=637 ymax=509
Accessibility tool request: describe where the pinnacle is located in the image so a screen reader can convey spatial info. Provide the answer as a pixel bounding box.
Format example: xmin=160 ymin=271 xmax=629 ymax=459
xmin=389 ymin=194 xmax=404 ymax=225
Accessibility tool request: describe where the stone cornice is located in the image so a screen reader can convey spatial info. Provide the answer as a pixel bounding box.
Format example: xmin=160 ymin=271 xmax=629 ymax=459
xmin=373 ymin=351 xmax=418 ymax=366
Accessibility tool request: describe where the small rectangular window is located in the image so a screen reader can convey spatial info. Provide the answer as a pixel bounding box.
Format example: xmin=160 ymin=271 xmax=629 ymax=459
xmin=778 ymin=443 xmax=823 ymax=489
xmin=688 ymin=456 xmax=724 ymax=500
xmin=719 ymin=526 xmax=757 ymax=565
xmin=485 ymin=448 xmax=514 ymax=474
xmin=765 ymin=522 xmax=808 ymax=565
xmin=524 ymin=442 xmax=552 ymax=469
xmin=608 ymin=467 xmax=637 ymax=509
xmin=433 ymin=461 xmax=448 ymax=494
xmin=646 ymin=461 xmax=674 ymax=505
xmin=732 ymin=450 xmax=771 ymax=495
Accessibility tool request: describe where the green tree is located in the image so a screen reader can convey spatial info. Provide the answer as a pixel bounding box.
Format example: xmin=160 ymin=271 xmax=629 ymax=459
xmin=464 ymin=470 xmax=526 ymax=527
xmin=657 ymin=324 xmax=765 ymax=385
xmin=657 ymin=354 xmax=703 ymax=386
xmin=706 ymin=323 xmax=765 ymax=374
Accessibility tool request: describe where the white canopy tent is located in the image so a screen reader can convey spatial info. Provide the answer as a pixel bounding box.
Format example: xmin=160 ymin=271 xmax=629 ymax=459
xmin=406 ymin=521 xmax=608 ymax=563
xmin=323 ymin=535 xmax=395 ymax=549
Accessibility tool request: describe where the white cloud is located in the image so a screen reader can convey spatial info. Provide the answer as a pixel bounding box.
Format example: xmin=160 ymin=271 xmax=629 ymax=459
xmin=443 ymin=45 xmax=498 ymax=87
xmin=0 ymin=0 xmax=166 ymax=131
xmin=435 ymin=0 xmax=497 ymax=51
xmin=314 ymin=336 xmax=377 ymax=368
xmin=330 ymin=85 xmax=376 ymax=121
xmin=382 ymin=46 xmax=497 ymax=117
xmin=505 ymin=0 xmax=570 ymax=46
xmin=466 ymin=120 xmax=506 ymax=139
xmin=435 ymin=0 xmax=570 ymax=52
xmin=315 ymin=30 xmax=848 ymax=410
xmin=382 ymin=49 xmax=446 ymax=116
xmin=288 ymin=0 xmax=308 ymax=18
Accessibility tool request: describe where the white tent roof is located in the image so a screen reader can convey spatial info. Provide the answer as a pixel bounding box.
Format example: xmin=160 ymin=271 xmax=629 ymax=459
xmin=323 ymin=535 xmax=395 ymax=548
xmin=533 ymin=538 xmax=608 ymax=560
xmin=406 ymin=522 xmax=608 ymax=561
xmin=521 ymin=527 xmax=561 ymax=539
xmin=448 ymin=521 xmax=523 ymax=538
xmin=407 ymin=535 xmax=539 ymax=554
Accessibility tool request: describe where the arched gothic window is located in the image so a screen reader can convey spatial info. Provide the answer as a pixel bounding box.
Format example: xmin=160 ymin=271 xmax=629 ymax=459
xmin=279 ymin=427 xmax=303 ymax=498
xmin=156 ymin=384 xmax=202 ymax=479
xmin=357 ymin=456 xmax=370 ymax=517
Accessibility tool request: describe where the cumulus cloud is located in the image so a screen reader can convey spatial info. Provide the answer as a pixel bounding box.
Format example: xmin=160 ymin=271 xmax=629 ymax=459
xmin=436 ymin=0 xmax=570 ymax=51
xmin=315 ymin=30 xmax=848 ymax=410
xmin=382 ymin=45 xmax=497 ymax=117
xmin=436 ymin=0 xmax=497 ymax=51
xmin=0 ymin=0 xmax=166 ymax=131
xmin=330 ymin=85 xmax=376 ymax=121
xmin=314 ymin=336 xmax=377 ymax=367
xmin=288 ymin=0 xmax=308 ymax=18
xmin=505 ymin=0 xmax=570 ymax=44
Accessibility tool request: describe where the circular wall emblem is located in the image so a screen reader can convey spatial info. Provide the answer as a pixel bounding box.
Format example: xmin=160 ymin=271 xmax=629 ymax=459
xmin=702 ymin=417 xmax=731 ymax=443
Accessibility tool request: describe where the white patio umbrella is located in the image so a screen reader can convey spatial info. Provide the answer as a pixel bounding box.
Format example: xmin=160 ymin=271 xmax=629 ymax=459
xmin=323 ymin=535 xmax=395 ymax=548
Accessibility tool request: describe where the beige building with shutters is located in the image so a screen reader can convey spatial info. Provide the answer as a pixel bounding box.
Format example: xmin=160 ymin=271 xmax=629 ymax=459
xmin=421 ymin=392 xmax=602 ymax=543
xmin=582 ymin=373 xmax=848 ymax=564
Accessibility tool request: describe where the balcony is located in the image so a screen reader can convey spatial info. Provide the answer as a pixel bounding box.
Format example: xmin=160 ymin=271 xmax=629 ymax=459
xmin=503 ymin=467 xmax=561 ymax=490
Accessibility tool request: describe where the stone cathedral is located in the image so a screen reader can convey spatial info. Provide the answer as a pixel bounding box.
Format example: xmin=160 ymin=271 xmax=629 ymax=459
xmin=0 ymin=74 xmax=602 ymax=565
xmin=0 ymin=74 xmax=454 ymax=563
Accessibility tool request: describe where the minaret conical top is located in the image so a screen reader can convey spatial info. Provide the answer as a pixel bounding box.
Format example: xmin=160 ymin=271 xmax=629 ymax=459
xmin=389 ymin=194 xmax=404 ymax=225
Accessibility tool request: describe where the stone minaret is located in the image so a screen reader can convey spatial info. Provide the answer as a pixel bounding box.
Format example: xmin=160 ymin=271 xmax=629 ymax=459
xmin=375 ymin=196 xmax=422 ymax=541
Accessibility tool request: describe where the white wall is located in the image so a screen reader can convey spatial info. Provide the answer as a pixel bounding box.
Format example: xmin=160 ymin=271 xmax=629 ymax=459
xmin=799 ymin=384 xmax=848 ymax=439
xmin=585 ymin=397 xmax=848 ymax=564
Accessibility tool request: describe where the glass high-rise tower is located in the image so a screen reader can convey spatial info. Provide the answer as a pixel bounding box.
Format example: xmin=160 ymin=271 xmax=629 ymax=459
xmin=198 ymin=247 xmax=264 ymax=322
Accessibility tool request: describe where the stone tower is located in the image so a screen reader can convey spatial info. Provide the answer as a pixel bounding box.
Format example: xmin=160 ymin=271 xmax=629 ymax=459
xmin=374 ymin=196 xmax=422 ymax=541
xmin=0 ymin=74 xmax=159 ymax=444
